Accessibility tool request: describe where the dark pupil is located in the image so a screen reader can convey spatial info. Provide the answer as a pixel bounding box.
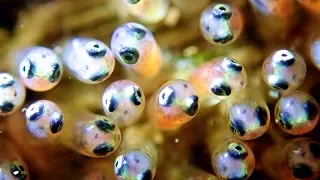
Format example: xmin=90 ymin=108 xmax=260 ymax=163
xmin=219 ymin=7 xmax=226 ymax=11
xmin=125 ymin=55 xmax=133 ymax=60
xmin=19 ymin=166 xmax=24 ymax=171
xmin=94 ymin=44 xmax=99 ymax=48
xmin=282 ymin=53 xmax=287 ymax=57
xmin=235 ymin=146 xmax=242 ymax=151
xmin=136 ymin=90 xmax=141 ymax=97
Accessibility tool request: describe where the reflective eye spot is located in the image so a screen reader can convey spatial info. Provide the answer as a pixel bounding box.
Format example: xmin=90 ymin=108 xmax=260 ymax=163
xmin=227 ymin=143 xmax=248 ymax=159
xmin=95 ymin=119 xmax=115 ymax=132
xmin=229 ymin=118 xmax=246 ymax=136
xmin=131 ymin=87 xmax=143 ymax=106
xmin=21 ymin=59 xmax=36 ymax=79
xmin=10 ymin=162 xmax=27 ymax=180
xmin=213 ymin=4 xmax=232 ymax=19
xmin=93 ymin=143 xmax=114 ymax=156
xmin=0 ymin=102 xmax=14 ymax=113
xmin=255 ymin=106 xmax=267 ymax=126
xmin=278 ymin=111 xmax=292 ymax=130
xmin=272 ymin=80 xmax=289 ymax=90
xmin=159 ymin=86 xmax=175 ymax=107
xmin=0 ymin=74 xmax=15 ymax=88
xmin=226 ymin=59 xmax=243 ymax=72
xmin=304 ymin=101 xmax=319 ymax=120
xmin=291 ymin=163 xmax=313 ymax=179
xmin=119 ymin=47 xmax=139 ymax=65
xmin=128 ymin=25 xmax=146 ymax=40
xmin=49 ymin=63 xmax=61 ymax=83
xmin=89 ymin=72 xmax=109 ymax=82
xmin=85 ymin=41 xmax=107 ymax=58
xmin=211 ymin=84 xmax=231 ymax=96
xmin=50 ymin=114 xmax=63 ymax=134
xmin=138 ymin=169 xmax=152 ymax=180
xmin=105 ymin=95 xmax=118 ymax=112
xmin=184 ymin=95 xmax=199 ymax=116
xmin=213 ymin=34 xmax=233 ymax=44
xmin=27 ymin=102 xmax=45 ymax=121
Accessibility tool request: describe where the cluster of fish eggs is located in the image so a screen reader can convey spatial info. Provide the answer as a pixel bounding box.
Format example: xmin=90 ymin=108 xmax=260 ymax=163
xmin=1 ymin=0 xmax=320 ymax=179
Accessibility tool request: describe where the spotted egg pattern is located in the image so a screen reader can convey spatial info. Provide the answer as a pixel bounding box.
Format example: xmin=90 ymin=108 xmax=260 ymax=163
xmin=275 ymin=91 xmax=319 ymax=135
xmin=19 ymin=47 xmax=63 ymax=92
xmin=200 ymin=3 xmax=244 ymax=45
xmin=0 ymin=73 xmax=26 ymax=116
xmin=151 ymin=79 xmax=199 ymax=130
xmin=114 ymin=149 xmax=155 ymax=180
xmin=282 ymin=138 xmax=320 ymax=180
xmin=61 ymin=37 xmax=115 ymax=84
xmin=211 ymin=139 xmax=255 ymax=180
xmin=75 ymin=117 xmax=121 ymax=157
xmin=262 ymin=49 xmax=306 ymax=93
xmin=24 ymin=100 xmax=64 ymax=139
xmin=111 ymin=22 xmax=162 ymax=78
xmin=189 ymin=57 xmax=247 ymax=106
xmin=102 ymin=80 xmax=145 ymax=127
xmin=228 ymin=98 xmax=270 ymax=140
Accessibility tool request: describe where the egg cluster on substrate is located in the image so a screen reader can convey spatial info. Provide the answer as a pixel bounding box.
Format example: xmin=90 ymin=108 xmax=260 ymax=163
xmin=1 ymin=0 xmax=320 ymax=179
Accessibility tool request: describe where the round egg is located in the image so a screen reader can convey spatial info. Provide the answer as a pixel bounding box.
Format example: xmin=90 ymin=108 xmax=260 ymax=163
xmin=111 ymin=22 xmax=162 ymax=78
xmin=282 ymin=138 xmax=320 ymax=179
xmin=150 ymin=80 xmax=199 ymax=130
xmin=24 ymin=100 xmax=64 ymax=139
xmin=228 ymin=98 xmax=270 ymax=140
xmin=74 ymin=117 xmax=121 ymax=157
xmin=200 ymin=3 xmax=244 ymax=45
xmin=122 ymin=0 xmax=169 ymax=24
xmin=102 ymin=80 xmax=145 ymax=127
xmin=310 ymin=35 xmax=320 ymax=70
xmin=114 ymin=149 xmax=156 ymax=180
xmin=0 ymin=73 xmax=26 ymax=116
xmin=0 ymin=160 xmax=28 ymax=180
xmin=211 ymin=138 xmax=255 ymax=180
xmin=19 ymin=46 xmax=63 ymax=92
xmin=275 ymin=91 xmax=319 ymax=135
xmin=61 ymin=37 xmax=115 ymax=84
xmin=262 ymin=49 xmax=306 ymax=93
xmin=189 ymin=57 xmax=247 ymax=106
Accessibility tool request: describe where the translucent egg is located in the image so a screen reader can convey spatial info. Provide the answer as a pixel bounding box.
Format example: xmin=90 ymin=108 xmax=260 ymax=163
xmin=0 ymin=73 xmax=26 ymax=116
xmin=74 ymin=117 xmax=121 ymax=157
xmin=211 ymin=138 xmax=255 ymax=180
xmin=310 ymin=35 xmax=320 ymax=70
xmin=24 ymin=100 xmax=64 ymax=139
xmin=114 ymin=148 xmax=157 ymax=180
xmin=200 ymin=3 xmax=244 ymax=45
xmin=282 ymin=138 xmax=320 ymax=180
xmin=102 ymin=80 xmax=145 ymax=126
xmin=275 ymin=91 xmax=319 ymax=135
xmin=228 ymin=98 xmax=270 ymax=140
xmin=0 ymin=160 xmax=29 ymax=180
xmin=189 ymin=57 xmax=247 ymax=106
xmin=19 ymin=46 xmax=63 ymax=92
xmin=122 ymin=0 xmax=169 ymax=24
xmin=150 ymin=79 xmax=199 ymax=130
xmin=111 ymin=22 xmax=162 ymax=78
xmin=61 ymin=37 xmax=115 ymax=84
xmin=262 ymin=49 xmax=306 ymax=93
